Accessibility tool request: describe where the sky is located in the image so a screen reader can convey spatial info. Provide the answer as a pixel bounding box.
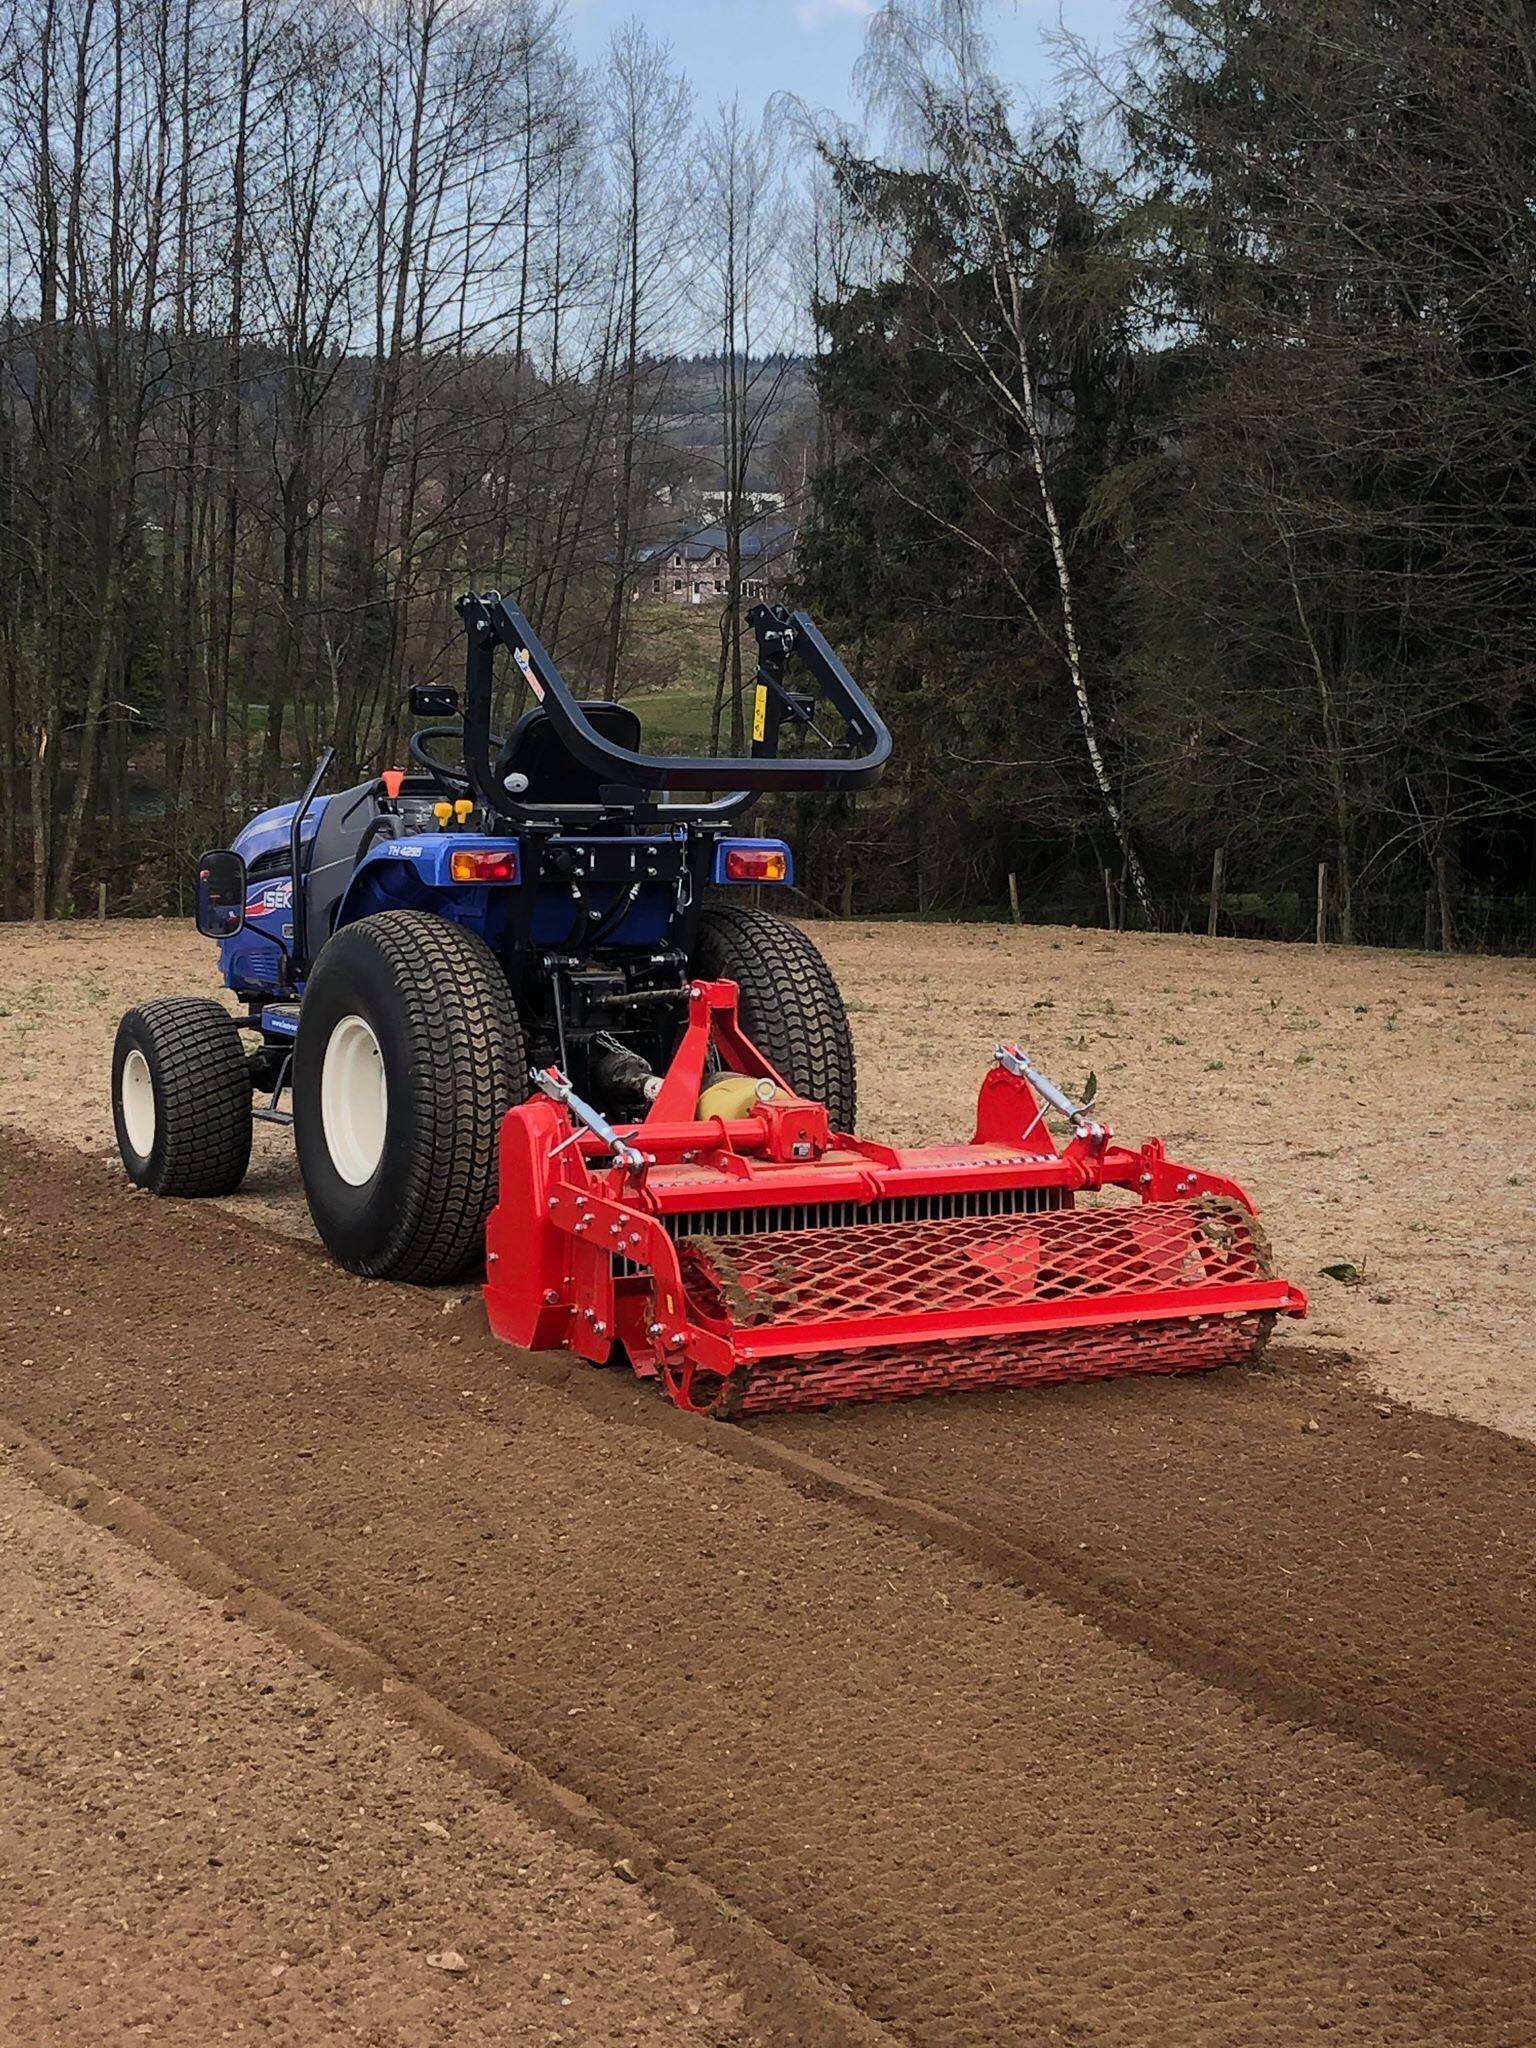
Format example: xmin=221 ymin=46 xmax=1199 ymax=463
xmin=560 ymin=0 xmax=1134 ymax=126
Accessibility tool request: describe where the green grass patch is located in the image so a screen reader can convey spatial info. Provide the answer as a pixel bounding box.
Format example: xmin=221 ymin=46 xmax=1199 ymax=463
xmin=619 ymin=603 xmax=725 ymax=756
xmin=628 ymin=683 xmax=717 ymax=753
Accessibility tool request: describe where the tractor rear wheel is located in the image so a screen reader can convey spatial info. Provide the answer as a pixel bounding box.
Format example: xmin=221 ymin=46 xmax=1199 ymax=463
xmin=112 ymin=998 xmax=253 ymax=1197
xmin=293 ymin=911 xmax=526 ymax=1283
xmin=693 ymin=905 xmax=857 ymax=1129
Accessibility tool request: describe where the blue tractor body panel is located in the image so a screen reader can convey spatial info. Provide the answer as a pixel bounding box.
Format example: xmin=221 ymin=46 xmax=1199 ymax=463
xmin=215 ymin=791 xmax=791 ymax=1004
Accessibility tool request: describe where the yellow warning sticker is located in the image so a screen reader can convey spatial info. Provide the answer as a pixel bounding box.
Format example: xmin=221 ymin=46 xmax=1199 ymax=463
xmin=752 ymin=683 xmax=768 ymax=743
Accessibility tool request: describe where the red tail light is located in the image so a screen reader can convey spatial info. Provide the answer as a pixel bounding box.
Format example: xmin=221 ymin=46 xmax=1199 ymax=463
xmin=724 ymin=846 xmax=787 ymax=882
xmin=449 ymin=848 xmax=518 ymax=884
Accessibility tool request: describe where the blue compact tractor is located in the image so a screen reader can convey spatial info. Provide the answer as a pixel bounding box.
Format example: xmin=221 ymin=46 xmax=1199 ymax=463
xmin=111 ymin=595 xmax=891 ymax=1284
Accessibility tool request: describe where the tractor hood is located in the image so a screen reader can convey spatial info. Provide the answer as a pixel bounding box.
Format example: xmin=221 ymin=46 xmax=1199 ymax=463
xmin=230 ymin=794 xmax=330 ymax=870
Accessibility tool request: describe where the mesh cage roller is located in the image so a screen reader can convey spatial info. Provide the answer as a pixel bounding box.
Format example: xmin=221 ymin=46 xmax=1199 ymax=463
xmin=674 ymin=1196 xmax=1279 ymax=1418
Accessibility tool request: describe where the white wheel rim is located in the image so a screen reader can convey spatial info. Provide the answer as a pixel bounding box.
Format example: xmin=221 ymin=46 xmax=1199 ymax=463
xmin=121 ymin=1048 xmax=156 ymax=1159
xmin=320 ymin=1014 xmax=388 ymax=1186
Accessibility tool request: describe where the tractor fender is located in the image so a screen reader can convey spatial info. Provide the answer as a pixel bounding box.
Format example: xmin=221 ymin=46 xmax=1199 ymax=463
xmin=330 ymin=835 xmax=522 ymax=937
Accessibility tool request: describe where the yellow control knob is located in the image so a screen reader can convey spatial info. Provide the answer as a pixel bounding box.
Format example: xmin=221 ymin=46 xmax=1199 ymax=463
xmin=454 ymin=798 xmax=474 ymax=824
xmin=432 ymin=801 xmax=453 ymax=827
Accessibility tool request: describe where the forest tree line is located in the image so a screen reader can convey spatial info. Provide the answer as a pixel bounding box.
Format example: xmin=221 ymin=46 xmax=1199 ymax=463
xmin=791 ymin=0 xmax=1536 ymax=947
xmin=0 ymin=0 xmax=800 ymax=916
xmin=2 ymin=0 xmax=1534 ymax=948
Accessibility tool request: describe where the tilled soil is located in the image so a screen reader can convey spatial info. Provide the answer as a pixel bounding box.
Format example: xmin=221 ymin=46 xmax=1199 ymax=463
xmin=0 ymin=1452 xmax=762 ymax=2048
xmin=4 ymin=1132 xmax=1535 ymax=2048
xmin=765 ymin=1358 xmax=1536 ymax=1822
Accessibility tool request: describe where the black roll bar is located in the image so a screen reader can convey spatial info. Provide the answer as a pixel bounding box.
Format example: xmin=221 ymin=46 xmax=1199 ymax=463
xmin=289 ymin=745 xmax=334 ymax=973
xmin=454 ymin=591 xmax=891 ymax=825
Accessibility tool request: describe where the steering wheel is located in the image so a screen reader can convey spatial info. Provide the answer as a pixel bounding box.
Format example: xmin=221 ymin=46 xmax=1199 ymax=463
xmin=408 ymin=723 xmax=504 ymax=796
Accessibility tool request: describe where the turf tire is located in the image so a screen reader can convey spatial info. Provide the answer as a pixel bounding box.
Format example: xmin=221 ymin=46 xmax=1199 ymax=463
xmin=692 ymin=905 xmax=856 ymax=1129
xmin=293 ymin=911 xmax=526 ymax=1283
xmin=112 ymin=998 xmax=253 ymax=1197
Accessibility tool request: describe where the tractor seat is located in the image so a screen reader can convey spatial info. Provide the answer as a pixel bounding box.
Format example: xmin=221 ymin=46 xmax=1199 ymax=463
xmin=495 ymin=700 xmax=643 ymax=808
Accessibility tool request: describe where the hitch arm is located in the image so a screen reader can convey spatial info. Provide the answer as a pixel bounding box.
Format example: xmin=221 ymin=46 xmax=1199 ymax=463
xmin=532 ymin=1067 xmax=646 ymax=1176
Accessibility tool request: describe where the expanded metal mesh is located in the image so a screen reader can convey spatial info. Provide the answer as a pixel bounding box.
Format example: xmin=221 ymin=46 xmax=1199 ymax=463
xmin=679 ymin=1195 xmax=1271 ymax=1336
xmin=712 ymin=1312 xmax=1273 ymax=1417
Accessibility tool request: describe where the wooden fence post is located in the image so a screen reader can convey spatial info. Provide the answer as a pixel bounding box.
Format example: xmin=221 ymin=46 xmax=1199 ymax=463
xmin=96 ymin=880 xmax=107 ymax=920
xmin=1423 ymin=887 xmax=1436 ymax=950
xmin=1007 ymin=872 xmax=1021 ymax=925
xmin=841 ymin=867 xmax=854 ymax=919
xmin=1207 ymin=846 xmax=1225 ymax=939
xmin=1102 ymin=866 xmax=1117 ymax=933
xmin=1435 ymin=850 xmax=1454 ymax=953
xmin=1315 ymin=861 xmax=1328 ymax=945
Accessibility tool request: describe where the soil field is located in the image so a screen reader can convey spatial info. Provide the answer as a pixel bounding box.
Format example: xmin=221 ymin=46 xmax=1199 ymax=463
xmin=2 ymin=1133 xmax=1535 ymax=2047
xmin=2 ymin=918 xmax=1532 ymax=1434
xmin=0 ymin=1450 xmax=761 ymax=2048
xmin=1 ymin=918 xmax=1534 ymax=2044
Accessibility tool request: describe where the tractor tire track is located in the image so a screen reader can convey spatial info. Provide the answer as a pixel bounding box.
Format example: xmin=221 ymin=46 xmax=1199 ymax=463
xmin=4 ymin=1131 xmax=1536 ymax=2048
xmin=742 ymin=1356 xmax=1536 ymax=1827
xmin=0 ymin=1416 xmax=895 ymax=2048
xmin=506 ymin=1342 xmax=1536 ymax=1829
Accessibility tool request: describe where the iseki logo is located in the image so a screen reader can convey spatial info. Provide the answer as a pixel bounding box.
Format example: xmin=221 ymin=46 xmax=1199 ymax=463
xmin=246 ymin=878 xmax=293 ymax=918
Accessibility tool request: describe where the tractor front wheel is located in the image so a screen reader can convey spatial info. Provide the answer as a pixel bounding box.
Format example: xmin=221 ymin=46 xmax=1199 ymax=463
xmin=693 ymin=905 xmax=857 ymax=1129
xmin=112 ymin=998 xmax=253 ymax=1197
xmin=293 ymin=911 xmax=526 ymax=1284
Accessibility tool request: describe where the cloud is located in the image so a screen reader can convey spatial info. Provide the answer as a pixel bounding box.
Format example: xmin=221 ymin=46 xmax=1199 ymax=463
xmin=793 ymin=0 xmax=875 ymax=28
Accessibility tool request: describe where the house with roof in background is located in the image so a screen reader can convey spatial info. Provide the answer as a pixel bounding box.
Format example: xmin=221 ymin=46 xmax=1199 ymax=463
xmin=631 ymin=519 xmax=794 ymax=608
